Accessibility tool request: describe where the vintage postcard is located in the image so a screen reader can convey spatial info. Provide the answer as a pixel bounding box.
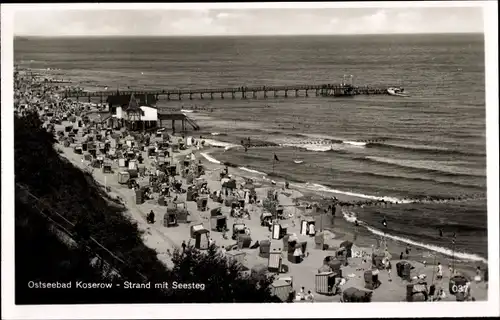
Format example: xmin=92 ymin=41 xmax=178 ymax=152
xmin=1 ymin=1 xmax=498 ymax=319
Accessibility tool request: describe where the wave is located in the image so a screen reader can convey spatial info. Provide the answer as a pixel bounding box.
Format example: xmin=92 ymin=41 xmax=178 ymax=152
xmin=341 ymin=170 xmax=485 ymax=190
xmin=210 ymin=132 xmax=228 ymax=136
xmin=239 ymin=167 xmax=267 ymax=176
xmin=262 ymin=131 xmax=484 ymax=158
xmin=341 ymin=210 xmax=487 ymax=264
xmin=291 ymin=182 xmax=411 ymax=204
xmin=200 ymin=152 xmax=221 ymax=164
xmin=342 ymin=140 xmax=367 ymax=147
xmin=362 ymin=156 xmax=485 ymax=177
xmin=275 ymin=136 xmax=389 ymax=152
xmin=202 ymin=139 xmax=240 ymax=150
xmin=368 ymin=142 xmax=485 ymax=157
xmin=280 ymin=140 xmax=361 ymax=152
xmin=296 ymin=144 xmax=334 ymax=152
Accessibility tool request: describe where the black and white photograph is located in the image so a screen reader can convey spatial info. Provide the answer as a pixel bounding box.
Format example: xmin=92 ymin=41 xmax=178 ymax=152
xmin=1 ymin=2 xmax=498 ymax=319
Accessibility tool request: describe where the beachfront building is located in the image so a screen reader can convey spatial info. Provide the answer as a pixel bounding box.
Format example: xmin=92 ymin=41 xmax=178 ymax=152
xmin=107 ymin=92 xmax=159 ymax=131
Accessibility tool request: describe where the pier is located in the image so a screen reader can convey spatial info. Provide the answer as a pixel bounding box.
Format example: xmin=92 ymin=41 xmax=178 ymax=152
xmin=63 ymin=83 xmax=393 ymax=102
xmin=158 ymin=112 xmax=200 ymax=132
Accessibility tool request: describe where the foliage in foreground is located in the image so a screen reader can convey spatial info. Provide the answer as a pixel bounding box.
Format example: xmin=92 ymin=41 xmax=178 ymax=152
xmin=14 ymin=111 xmax=277 ymax=303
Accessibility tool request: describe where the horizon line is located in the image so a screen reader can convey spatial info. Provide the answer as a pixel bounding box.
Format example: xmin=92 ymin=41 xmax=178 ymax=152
xmin=14 ymin=32 xmax=485 ymax=38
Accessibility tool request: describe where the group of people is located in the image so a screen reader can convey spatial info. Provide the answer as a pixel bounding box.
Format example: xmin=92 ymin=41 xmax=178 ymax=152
xmin=296 ymin=286 xmax=315 ymax=302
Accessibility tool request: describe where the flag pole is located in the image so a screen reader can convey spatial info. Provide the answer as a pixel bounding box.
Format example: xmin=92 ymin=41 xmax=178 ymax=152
xmin=451 ymin=233 xmax=456 ymax=274
xmin=320 ymin=211 xmax=323 ymax=232
xmin=431 ymin=252 xmax=437 ymax=284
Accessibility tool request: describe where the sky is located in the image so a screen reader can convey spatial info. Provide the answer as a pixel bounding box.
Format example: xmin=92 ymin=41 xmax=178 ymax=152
xmin=13 ymin=6 xmax=484 ymax=37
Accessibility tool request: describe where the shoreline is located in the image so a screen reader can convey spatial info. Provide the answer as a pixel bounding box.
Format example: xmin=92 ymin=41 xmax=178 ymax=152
xmin=15 ymin=68 xmax=488 ymax=302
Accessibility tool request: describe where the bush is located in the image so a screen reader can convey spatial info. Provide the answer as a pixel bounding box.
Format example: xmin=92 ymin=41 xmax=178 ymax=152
xmin=168 ymin=244 xmax=276 ymax=302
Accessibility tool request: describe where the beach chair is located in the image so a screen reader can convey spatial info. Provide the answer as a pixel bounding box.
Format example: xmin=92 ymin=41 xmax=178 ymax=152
xmin=364 ymin=270 xmax=381 ymax=290
xmin=259 ymin=240 xmax=271 ymax=258
xmin=210 ymin=215 xmax=227 ymax=232
xmin=268 ymin=251 xmax=283 ymax=273
xmin=135 ymin=189 xmax=144 ymax=205
xmin=237 ymin=234 xmax=252 ymax=249
xmin=226 ymin=250 xmax=246 ymax=264
xmin=102 ymin=162 xmax=112 ymax=174
xmin=163 ymin=212 xmax=178 ymax=228
xmin=270 ymin=280 xmax=293 ymax=302
xmin=341 ymin=287 xmax=373 ymax=303
xmin=406 ymin=282 xmax=429 ymax=302
xmin=194 ymin=229 xmax=210 ymax=250
xmin=197 ymin=197 xmax=208 ymax=211
xmin=315 ymin=272 xmax=338 ymax=295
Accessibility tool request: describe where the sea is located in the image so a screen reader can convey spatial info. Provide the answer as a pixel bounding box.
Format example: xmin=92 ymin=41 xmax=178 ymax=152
xmin=14 ymin=34 xmax=488 ymax=263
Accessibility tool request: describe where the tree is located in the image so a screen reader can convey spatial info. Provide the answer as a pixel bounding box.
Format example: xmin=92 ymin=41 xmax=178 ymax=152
xmin=168 ymin=244 xmax=279 ymax=303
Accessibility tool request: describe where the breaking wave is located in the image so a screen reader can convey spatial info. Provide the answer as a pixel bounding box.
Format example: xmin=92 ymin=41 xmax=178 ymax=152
xmin=239 ymin=167 xmax=267 ymax=176
xmin=272 ymin=134 xmax=485 ymax=158
xmin=202 ymin=139 xmax=240 ymax=150
xmin=294 ymin=182 xmax=411 ymax=204
xmin=361 ymin=156 xmax=485 ymax=177
xmin=342 ymin=140 xmax=367 ymax=147
xmin=200 ymin=152 xmax=221 ymax=164
xmin=368 ymin=142 xmax=485 ymax=157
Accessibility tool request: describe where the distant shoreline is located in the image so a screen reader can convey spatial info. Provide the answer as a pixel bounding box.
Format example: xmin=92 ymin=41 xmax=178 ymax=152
xmin=14 ymin=32 xmax=485 ymax=40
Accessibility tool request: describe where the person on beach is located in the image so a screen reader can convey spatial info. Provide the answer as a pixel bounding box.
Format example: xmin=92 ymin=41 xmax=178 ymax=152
xmin=298 ymin=287 xmax=306 ymax=300
xmin=306 ymin=290 xmax=315 ymax=302
xmin=436 ymin=288 xmax=446 ymax=301
xmin=436 ymin=262 xmax=443 ymax=280
xmin=181 ymin=240 xmax=187 ymax=253
xmin=474 ymin=266 xmax=482 ymax=282
xmin=147 ymin=210 xmax=155 ymax=224
xmin=400 ymin=252 xmax=404 ymax=260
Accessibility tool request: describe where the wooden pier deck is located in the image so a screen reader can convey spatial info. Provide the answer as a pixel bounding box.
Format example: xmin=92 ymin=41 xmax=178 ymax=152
xmin=63 ymin=83 xmax=392 ymax=101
